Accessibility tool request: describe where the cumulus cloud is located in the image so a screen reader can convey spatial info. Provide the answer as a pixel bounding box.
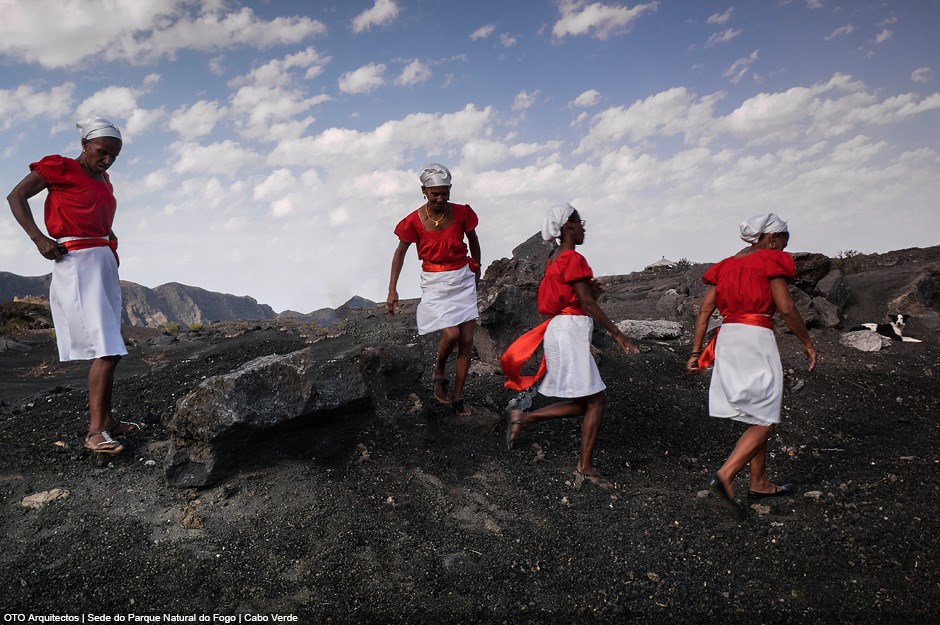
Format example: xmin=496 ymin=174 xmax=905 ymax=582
xmin=911 ymin=67 xmax=932 ymax=83
xmin=0 ymin=83 xmax=75 ymax=131
xmin=168 ymin=100 xmax=228 ymax=139
xmin=351 ymin=0 xmax=401 ymax=33
xmin=707 ymin=8 xmax=733 ymax=25
xmin=825 ymin=24 xmax=854 ymax=41
xmin=874 ymin=29 xmax=892 ymax=44
xmin=723 ymin=50 xmax=759 ymax=84
xmin=706 ymin=28 xmax=742 ymax=47
xmin=573 ymin=89 xmax=601 ymax=107
xmin=499 ymin=33 xmax=519 ymax=48
xmin=553 ymin=0 xmax=659 ymax=41
xmin=806 ymin=0 xmax=823 ymax=9
xmin=169 ymin=140 xmax=257 ymax=176
xmin=395 ymin=60 xmax=432 ymax=86
xmin=338 ymin=63 xmax=387 ymax=94
xmin=470 ymin=24 xmax=496 ymax=40
xmin=512 ymin=90 xmax=541 ymax=111
xmin=0 ymin=1 xmax=326 ymax=68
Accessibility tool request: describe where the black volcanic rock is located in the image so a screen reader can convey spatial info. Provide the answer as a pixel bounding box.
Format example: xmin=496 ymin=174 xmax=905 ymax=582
xmin=0 ymin=272 xmax=50 ymax=302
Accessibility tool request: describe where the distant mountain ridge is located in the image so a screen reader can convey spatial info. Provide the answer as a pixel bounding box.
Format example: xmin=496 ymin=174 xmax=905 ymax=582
xmin=0 ymin=272 xmax=274 ymax=328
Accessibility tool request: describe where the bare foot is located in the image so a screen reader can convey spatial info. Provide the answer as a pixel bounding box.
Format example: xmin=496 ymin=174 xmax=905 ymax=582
xmin=506 ymin=409 xmax=523 ymax=449
xmin=574 ymin=467 xmax=612 ymax=489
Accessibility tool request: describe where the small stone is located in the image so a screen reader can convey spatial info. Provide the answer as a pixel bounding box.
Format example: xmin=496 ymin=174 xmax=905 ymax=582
xmin=144 ymin=459 xmax=157 ymax=467
xmin=804 ymin=490 xmax=823 ymax=500
xmin=21 ymin=488 xmax=71 ymax=509
xmin=750 ymin=503 xmax=771 ymax=515
xmin=647 ymin=572 xmax=661 ymax=583
xmin=696 ymin=489 xmax=710 ymax=499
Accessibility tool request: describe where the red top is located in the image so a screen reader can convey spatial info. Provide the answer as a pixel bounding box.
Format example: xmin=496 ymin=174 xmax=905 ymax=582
xmin=537 ymin=250 xmax=593 ymax=316
xmin=30 ymin=155 xmax=116 ymax=239
xmin=394 ymin=203 xmax=478 ymax=270
xmin=703 ymin=250 xmax=796 ymax=317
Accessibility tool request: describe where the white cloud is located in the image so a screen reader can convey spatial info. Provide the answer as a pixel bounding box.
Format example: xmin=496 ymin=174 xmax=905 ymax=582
xmin=395 ymin=60 xmax=432 ymax=86
xmin=499 ymin=33 xmax=518 ymax=48
xmin=169 ymin=140 xmax=257 ymax=176
xmin=723 ymin=50 xmax=759 ymax=85
xmin=338 ymin=63 xmax=387 ymax=94
xmin=874 ymin=29 xmax=893 ymax=44
xmin=911 ymin=67 xmax=932 ymax=83
xmin=553 ymin=0 xmax=659 ymax=41
xmin=0 ymin=83 xmax=74 ymax=131
xmin=825 ymin=24 xmax=854 ymax=41
xmin=0 ymin=2 xmax=327 ymax=68
xmin=351 ymin=0 xmax=401 ymax=33
xmin=470 ymin=24 xmax=496 ymax=40
xmin=806 ymin=0 xmax=823 ymax=9
xmin=512 ymin=90 xmax=540 ymax=111
xmin=573 ymin=89 xmax=601 ymax=107
xmin=168 ymin=100 xmax=228 ymax=139
xmin=707 ymin=8 xmax=733 ymax=25
xmin=706 ymin=28 xmax=742 ymax=47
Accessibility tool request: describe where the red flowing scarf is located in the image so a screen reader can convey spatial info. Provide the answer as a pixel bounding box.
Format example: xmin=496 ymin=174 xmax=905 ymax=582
xmin=697 ymin=313 xmax=774 ymax=369
xmin=500 ymin=305 xmax=584 ymax=391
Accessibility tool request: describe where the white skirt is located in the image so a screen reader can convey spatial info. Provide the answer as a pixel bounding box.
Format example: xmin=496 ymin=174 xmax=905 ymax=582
xmin=416 ymin=265 xmax=479 ymax=335
xmin=50 ymin=246 xmax=127 ymax=361
xmin=538 ymin=315 xmax=606 ymax=398
xmin=708 ymin=323 xmax=782 ymax=425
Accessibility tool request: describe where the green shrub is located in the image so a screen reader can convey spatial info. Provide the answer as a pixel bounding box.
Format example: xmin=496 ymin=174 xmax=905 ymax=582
xmin=160 ymin=322 xmax=182 ymax=335
xmin=189 ymin=322 xmax=204 ymax=332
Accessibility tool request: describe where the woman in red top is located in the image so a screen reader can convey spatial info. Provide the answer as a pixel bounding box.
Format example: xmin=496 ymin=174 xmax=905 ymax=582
xmin=387 ymin=164 xmax=481 ymax=415
xmin=503 ymin=204 xmax=638 ymax=484
xmin=687 ymin=213 xmax=816 ymax=516
xmin=8 ymin=117 xmax=143 ymax=455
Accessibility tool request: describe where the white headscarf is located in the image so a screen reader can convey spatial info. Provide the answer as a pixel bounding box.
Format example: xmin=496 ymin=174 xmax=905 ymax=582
xmin=739 ymin=213 xmax=788 ymax=244
xmin=76 ymin=116 xmax=122 ymax=142
xmin=542 ymin=203 xmax=576 ymax=242
xmin=418 ymin=163 xmax=452 ymax=187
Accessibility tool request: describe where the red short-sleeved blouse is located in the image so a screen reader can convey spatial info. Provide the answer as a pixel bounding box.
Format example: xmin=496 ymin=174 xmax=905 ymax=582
xmin=537 ymin=250 xmax=593 ymax=316
xmin=30 ymin=155 xmax=116 ymax=239
xmin=394 ymin=203 xmax=478 ymax=270
xmin=703 ymin=249 xmax=796 ymax=316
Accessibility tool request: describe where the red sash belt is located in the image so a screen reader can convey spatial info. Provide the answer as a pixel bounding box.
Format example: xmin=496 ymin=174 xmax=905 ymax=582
xmin=422 ymin=257 xmax=479 ymax=273
xmin=500 ymin=305 xmax=586 ymax=391
xmin=61 ymin=238 xmax=119 ymax=265
xmin=697 ymin=313 xmax=774 ymax=369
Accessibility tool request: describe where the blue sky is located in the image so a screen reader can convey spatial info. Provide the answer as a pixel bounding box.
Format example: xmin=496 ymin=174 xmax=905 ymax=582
xmin=1 ymin=0 xmax=938 ymax=313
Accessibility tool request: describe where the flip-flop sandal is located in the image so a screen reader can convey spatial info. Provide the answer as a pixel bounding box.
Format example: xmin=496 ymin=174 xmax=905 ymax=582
xmin=109 ymin=419 xmax=147 ymax=436
xmin=432 ymin=377 xmax=450 ymax=404
xmin=709 ymin=472 xmax=744 ymax=519
xmin=84 ymin=431 xmax=124 ymax=455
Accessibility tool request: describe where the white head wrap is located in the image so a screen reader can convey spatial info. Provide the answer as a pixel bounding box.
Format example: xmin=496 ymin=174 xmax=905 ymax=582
xmin=418 ymin=163 xmax=452 ymax=187
xmin=76 ymin=117 xmax=122 ymax=142
xmin=542 ymin=203 xmax=577 ymax=242
xmin=739 ymin=213 xmax=788 ymax=244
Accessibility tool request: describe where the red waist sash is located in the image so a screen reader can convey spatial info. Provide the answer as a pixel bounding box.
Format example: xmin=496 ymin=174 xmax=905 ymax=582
xmin=61 ymin=237 xmax=119 ymax=265
xmin=500 ymin=305 xmax=586 ymax=391
xmin=422 ymin=257 xmax=480 ymax=273
xmin=697 ymin=313 xmax=774 ymax=369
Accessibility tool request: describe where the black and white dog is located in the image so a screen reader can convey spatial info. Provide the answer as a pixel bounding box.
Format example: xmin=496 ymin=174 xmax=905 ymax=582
xmin=851 ymin=314 xmax=922 ymax=343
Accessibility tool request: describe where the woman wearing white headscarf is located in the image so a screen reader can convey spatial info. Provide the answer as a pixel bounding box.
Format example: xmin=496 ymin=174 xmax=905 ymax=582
xmin=687 ymin=213 xmax=816 ymax=516
xmin=501 ymin=204 xmax=638 ymax=484
xmin=387 ymin=164 xmax=481 ymax=415
xmin=8 ymin=116 xmax=143 ymax=455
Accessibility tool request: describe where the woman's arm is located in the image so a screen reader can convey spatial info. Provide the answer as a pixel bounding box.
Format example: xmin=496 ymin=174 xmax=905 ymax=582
xmin=466 ymin=229 xmax=481 ymax=280
xmin=573 ymin=279 xmax=639 ymax=354
xmin=386 ymin=240 xmax=411 ymax=315
xmin=769 ymin=277 xmax=817 ymax=371
xmin=686 ymin=286 xmax=717 ymax=374
xmin=7 ymin=172 xmax=64 ymax=260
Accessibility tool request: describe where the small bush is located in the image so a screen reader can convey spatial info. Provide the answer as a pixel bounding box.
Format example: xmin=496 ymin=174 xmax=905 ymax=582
xmin=0 ymin=318 xmax=29 ymax=336
xmin=189 ymin=322 xmax=204 ymax=332
xmin=160 ymin=322 xmax=182 ymax=335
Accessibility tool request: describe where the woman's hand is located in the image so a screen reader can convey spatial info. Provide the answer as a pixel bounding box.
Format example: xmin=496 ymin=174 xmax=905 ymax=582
xmin=686 ymin=355 xmax=701 ymax=375
xmin=803 ymin=340 xmax=817 ymax=372
xmin=386 ymin=290 xmax=400 ymax=315
xmin=614 ymin=332 xmax=639 ymax=354
xmin=34 ymin=234 xmax=67 ymax=260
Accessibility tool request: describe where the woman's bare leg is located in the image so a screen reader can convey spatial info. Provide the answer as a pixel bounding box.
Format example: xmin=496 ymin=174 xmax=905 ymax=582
xmin=716 ymin=424 xmax=776 ymax=497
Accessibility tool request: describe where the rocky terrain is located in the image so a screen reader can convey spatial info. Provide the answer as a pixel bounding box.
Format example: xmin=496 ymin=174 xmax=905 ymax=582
xmin=0 ymin=242 xmax=937 ymax=623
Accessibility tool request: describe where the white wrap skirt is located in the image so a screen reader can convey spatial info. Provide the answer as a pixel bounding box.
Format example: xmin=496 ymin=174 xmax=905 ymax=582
xmin=538 ymin=315 xmax=606 ymax=398
xmin=416 ymin=264 xmax=479 ymax=335
xmin=708 ymin=323 xmax=782 ymax=425
xmin=50 ymin=245 xmax=127 ymax=361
